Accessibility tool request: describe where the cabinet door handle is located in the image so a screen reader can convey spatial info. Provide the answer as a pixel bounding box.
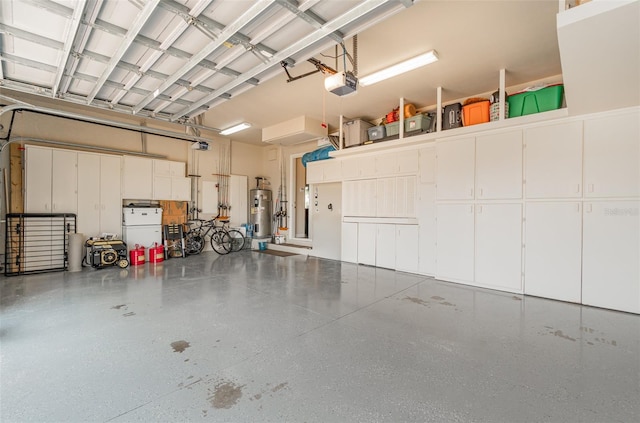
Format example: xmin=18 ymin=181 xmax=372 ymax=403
xmin=588 ymin=184 xmax=594 ymax=193
xmin=470 ymin=188 xmax=474 ymax=198
xmin=585 ymin=203 xmax=592 ymax=213
xmin=477 ymin=205 xmax=483 ymax=214
xmin=576 ymin=184 xmax=581 ymax=193
xmin=576 ymin=203 xmax=580 ymax=213
xmin=479 ymin=188 xmax=483 ymax=197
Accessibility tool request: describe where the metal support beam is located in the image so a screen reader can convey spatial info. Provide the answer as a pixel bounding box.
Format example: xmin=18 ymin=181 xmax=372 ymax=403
xmin=52 ymin=0 xmax=87 ymax=97
xmin=59 ymin=0 xmax=103 ymax=95
xmin=0 ymin=53 xmax=58 ymax=74
xmin=275 ymin=0 xmax=344 ymax=44
xmin=20 ymin=0 xmax=74 ymax=18
xmin=0 ymin=23 xmax=64 ymax=50
xmin=171 ymin=0 xmax=391 ymax=119
xmin=87 ymin=0 xmax=161 ymax=103
xmin=132 ymin=0 xmax=275 ymax=114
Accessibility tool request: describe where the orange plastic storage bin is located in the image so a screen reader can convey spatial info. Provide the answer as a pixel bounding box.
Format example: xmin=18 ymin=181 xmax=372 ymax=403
xmin=462 ymin=101 xmax=490 ymax=126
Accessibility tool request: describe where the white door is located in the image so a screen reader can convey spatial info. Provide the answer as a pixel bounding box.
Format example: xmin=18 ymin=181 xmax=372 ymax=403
xmin=396 ymin=176 xmax=416 ymax=218
xmin=395 ymin=150 xmax=419 ymax=175
xmin=583 ymin=110 xmax=640 ymax=198
xmin=341 ymin=222 xmax=358 ymax=263
xmin=153 ymin=176 xmax=172 ymax=200
xmin=375 ymin=223 xmax=396 ymax=269
xmin=396 ymin=225 xmax=419 ymax=273
xmin=524 ymin=121 xmax=583 ymax=198
xmin=582 ymin=200 xmax=640 ymax=314
xmin=475 ymin=130 xmax=523 ymax=199
xmin=436 ymin=203 xmax=475 ymax=283
xmin=310 ymin=182 xmax=342 ymax=260
xmin=417 ymin=184 xmax=436 ymax=276
xmin=77 ymin=153 xmax=101 ymax=237
xmin=51 ymin=149 xmax=77 ymax=214
xmin=359 ymin=179 xmax=377 ymax=217
xmin=357 ymin=222 xmax=376 ymax=266
xmin=342 ymin=181 xmax=358 ymax=216
xmin=100 ymin=155 xmax=123 ymax=236
xmin=25 ymin=146 xmax=52 ymax=212
xmin=475 ymin=204 xmax=523 ymax=293
xmin=524 ymin=202 xmax=582 ymax=303
xmin=436 ymin=137 xmax=475 ymax=200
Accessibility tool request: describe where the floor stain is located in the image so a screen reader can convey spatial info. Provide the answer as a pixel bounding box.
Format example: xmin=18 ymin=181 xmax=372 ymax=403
xmin=208 ymin=380 xmax=244 ymax=409
xmin=552 ymin=330 xmax=576 ymax=342
xmin=581 ymin=326 xmax=595 ymax=334
xmin=587 ymin=341 xmax=595 ymax=345
xmin=171 ymin=340 xmax=191 ymax=353
xmin=431 ymin=296 xmax=445 ymax=301
xmin=512 ymin=296 xmax=522 ymax=301
xmin=441 ymin=301 xmax=456 ymax=307
xmin=403 ymin=296 xmax=429 ymax=307
xmin=253 ymin=393 xmax=262 ymax=400
xmin=111 ymin=304 xmax=126 ymax=310
xmin=122 ymin=312 xmax=136 ymax=317
xmin=271 ymin=382 xmax=288 ymax=393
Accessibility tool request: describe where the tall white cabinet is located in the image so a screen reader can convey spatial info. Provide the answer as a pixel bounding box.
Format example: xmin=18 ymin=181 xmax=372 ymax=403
xmin=582 ymin=201 xmax=639 ymax=314
xmin=77 ymin=153 xmax=122 ymax=237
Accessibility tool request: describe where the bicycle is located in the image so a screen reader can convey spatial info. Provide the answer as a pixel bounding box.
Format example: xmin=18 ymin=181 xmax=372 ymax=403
xmin=184 ymin=217 xmax=245 ymax=255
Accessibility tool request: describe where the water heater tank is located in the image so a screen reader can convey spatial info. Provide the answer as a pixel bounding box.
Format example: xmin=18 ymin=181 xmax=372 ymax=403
xmin=250 ymin=189 xmax=272 ymax=238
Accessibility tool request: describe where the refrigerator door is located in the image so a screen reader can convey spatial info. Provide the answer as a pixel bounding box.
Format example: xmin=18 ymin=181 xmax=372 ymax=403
xmin=122 ymin=208 xmax=163 ymax=225
xmin=310 ymin=182 xmax=342 ymax=260
xmin=122 ymin=225 xmax=163 ymax=258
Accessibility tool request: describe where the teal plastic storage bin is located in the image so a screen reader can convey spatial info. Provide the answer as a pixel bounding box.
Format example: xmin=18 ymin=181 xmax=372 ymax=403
xmin=508 ymin=84 xmax=564 ymax=118
xmin=385 ymin=122 xmax=399 ymax=136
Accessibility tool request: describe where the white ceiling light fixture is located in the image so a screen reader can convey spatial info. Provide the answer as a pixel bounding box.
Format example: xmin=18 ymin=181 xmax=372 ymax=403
xmin=219 ymin=122 xmax=251 ymax=135
xmin=359 ymin=50 xmax=439 ymax=87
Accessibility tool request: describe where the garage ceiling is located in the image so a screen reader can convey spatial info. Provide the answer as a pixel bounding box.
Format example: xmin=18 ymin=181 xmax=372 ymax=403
xmin=0 ymin=0 xmax=412 ymax=120
xmin=0 ymin=0 xmax=564 ymax=144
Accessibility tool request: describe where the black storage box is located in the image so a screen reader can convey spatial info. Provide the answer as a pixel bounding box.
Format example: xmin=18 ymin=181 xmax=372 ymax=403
xmin=443 ymin=103 xmax=462 ymax=130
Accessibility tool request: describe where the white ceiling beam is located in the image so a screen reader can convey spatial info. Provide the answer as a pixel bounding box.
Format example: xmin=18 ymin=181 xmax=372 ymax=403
xmin=111 ymin=0 xmax=213 ymax=105
xmin=0 ymin=23 xmax=64 ymax=50
xmin=20 ymin=0 xmax=74 ymax=18
xmin=59 ymin=0 xmax=104 ymax=94
xmin=171 ymin=0 xmax=393 ymax=120
xmin=132 ymin=0 xmax=276 ymax=114
xmin=0 ymin=53 xmax=58 ymax=73
xmin=52 ymin=0 xmax=87 ymax=97
xmin=86 ymin=0 xmax=161 ymax=103
xmin=150 ymin=0 xmax=319 ymax=115
xmin=274 ymin=0 xmax=344 ymax=43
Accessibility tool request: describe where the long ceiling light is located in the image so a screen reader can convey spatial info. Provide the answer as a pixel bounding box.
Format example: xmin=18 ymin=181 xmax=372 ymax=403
xmin=359 ymin=50 xmax=438 ymax=87
xmin=219 ymin=122 xmax=251 ymax=135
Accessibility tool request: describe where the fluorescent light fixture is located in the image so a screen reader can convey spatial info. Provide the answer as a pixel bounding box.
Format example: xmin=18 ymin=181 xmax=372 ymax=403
xmin=359 ymin=50 xmax=439 ymax=87
xmin=219 ymin=122 xmax=251 ymax=135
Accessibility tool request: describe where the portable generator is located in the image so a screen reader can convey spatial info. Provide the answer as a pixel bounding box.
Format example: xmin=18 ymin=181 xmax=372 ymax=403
xmin=84 ymin=238 xmax=129 ymax=269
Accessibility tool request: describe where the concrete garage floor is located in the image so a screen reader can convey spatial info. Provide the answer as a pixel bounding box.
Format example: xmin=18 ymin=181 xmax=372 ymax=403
xmin=1 ymin=251 xmax=638 ymax=423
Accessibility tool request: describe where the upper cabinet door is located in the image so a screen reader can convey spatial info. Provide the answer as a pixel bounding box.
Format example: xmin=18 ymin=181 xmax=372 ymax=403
xmin=170 ymin=161 xmax=186 ymax=178
xmin=51 ymin=149 xmax=78 ymax=213
xmin=418 ymin=146 xmax=436 ymax=185
xmin=584 ymin=110 xmax=640 ymax=198
xmin=524 ymin=121 xmax=583 ymax=199
xmin=436 ymin=137 xmax=475 ymax=200
xmin=122 ymin=156 xmax=153 ymax=199
xmin=153 ymin=160 xmax=172 ymax=177
xmin=25 ymin=147 xmax=52 ymax=213
xmin=476 ymin=130 xmax=523 ymax=199
xmin=395 ymin=150 xmax=419 ymax=175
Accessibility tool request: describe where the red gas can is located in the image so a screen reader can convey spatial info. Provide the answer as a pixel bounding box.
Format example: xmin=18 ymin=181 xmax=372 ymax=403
xmin=149 ymin=243 xmax=164 ymax=263
xmin=129 ymin=244 xmax=145 ymax=266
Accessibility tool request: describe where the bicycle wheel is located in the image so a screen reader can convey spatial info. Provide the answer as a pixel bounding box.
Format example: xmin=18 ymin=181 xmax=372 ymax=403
xmin=227 ymin=229 xmax=245 ymax=252
xmin=185 ymin=233 xmax=205 ymax=255
xmin=210 ymin=229 xmax=232 ymax=255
